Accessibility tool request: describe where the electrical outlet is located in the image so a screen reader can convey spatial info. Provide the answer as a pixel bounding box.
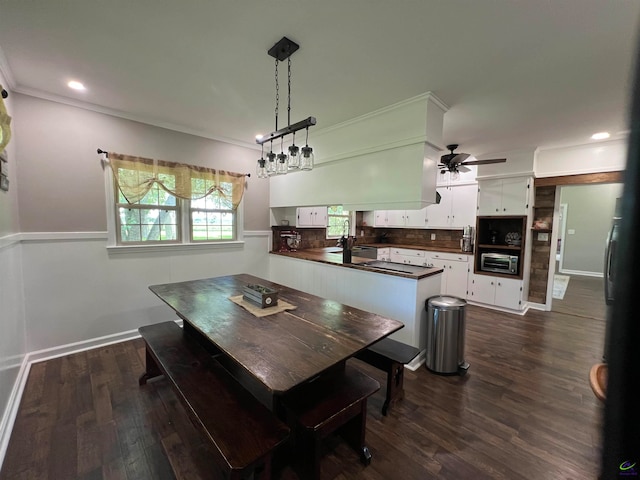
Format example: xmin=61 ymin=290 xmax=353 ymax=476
xmin=537 ymin=232 xmax=549 ymax=242
xmin=431 ymin=233 xmax=436 ymax=240
xmin=568 ymin=229 xmax=576 ymax=235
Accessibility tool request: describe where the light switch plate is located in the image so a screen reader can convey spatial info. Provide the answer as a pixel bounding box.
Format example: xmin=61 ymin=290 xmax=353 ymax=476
xmin=568 ymin=229 xmax=576 ymax=234
xmin=537 ymin=232 xmax=549 ymax=242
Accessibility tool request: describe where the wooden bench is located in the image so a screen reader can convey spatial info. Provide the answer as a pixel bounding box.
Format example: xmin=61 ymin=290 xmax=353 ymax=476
xmin=355 ymin=337 xmax=420 ymax=416
xmin=138 ymin=321 xmax=290 ymax=480
xmin=281 ymin=364 xmax=380 ymax=480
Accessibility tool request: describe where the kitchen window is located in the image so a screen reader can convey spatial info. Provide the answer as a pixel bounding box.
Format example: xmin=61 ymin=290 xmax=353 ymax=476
xmin=326 ymin=205 xmax=352 ymax=238
xmin=105 ymin=152 xmax=245 ymax=248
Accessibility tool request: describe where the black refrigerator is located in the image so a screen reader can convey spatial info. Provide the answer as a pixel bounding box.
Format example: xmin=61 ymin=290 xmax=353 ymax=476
xmin=603 ymin=216 xmax=620 ymax=362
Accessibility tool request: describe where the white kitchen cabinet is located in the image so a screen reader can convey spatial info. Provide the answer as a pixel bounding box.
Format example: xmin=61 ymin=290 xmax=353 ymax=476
xmin=296 ymin=206 xmax=327 ymax=227
xmin=377 ymin=248 xmax=390 ymax=261
xmin=467 ymin=274 xmax=523 ymax=310
xmin=374 ymin=210 xmax=388 ymax=227
xmin=477 ymin=177 xmax=531 ymax=216
xmin=405 ymin=208 xmax=429 ymax=227
xmin=390 ymin=248 xmax=429 ymax=266
xmin=385 ymin=210 xmax=407 ymax=227
xmin=426 ymin=184 xmax=477 ymax=228
xmin=427 ymin=252 xmax=471 ymax=299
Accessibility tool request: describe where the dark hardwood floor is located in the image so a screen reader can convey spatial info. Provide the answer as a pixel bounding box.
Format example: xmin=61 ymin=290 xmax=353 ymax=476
xmin=552 ymin=272 xmax=607 ymax=320
xmin=1 ymin=304 xmax=606 ymax=480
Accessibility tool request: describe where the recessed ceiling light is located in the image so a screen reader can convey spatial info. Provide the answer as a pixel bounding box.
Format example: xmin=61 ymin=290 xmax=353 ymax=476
xmin=67 ymin=80 xmax=86 ymax=91
xmin=591 ymin=131 xmax=610 ymax=140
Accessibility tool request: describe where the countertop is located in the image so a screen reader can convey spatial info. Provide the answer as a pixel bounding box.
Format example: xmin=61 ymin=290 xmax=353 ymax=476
xmin=270 ymin=248 xmax=444 ymax=280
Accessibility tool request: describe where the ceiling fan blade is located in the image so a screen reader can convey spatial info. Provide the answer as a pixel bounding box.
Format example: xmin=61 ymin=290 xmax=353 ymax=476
xmin=450 ymin=153 xmax=471 ymax=165
xmin=462 ymin=158 xmax=507 ymax=166
xmin=457 ymin=165 xmax=471 ymax=173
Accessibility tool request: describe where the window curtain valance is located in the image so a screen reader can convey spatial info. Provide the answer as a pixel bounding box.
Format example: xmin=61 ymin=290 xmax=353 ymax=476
xmin=0 ymin=85 xmax=11 ymax=152
xmin=108 ymin=152 xmax=246 ymax=209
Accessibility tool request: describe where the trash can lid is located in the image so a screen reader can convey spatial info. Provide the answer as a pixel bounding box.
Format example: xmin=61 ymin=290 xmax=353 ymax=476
xmin=427 ymin=295 xmax=467 ymax=309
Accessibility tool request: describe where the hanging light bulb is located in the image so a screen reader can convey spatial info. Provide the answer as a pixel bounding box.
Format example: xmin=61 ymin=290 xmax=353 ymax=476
xmin=266 ymin=140 xmax=277 ymax=176
xmin=277 ymin=138 xmax=288 ymax=175
xmin=300 ymin=126 xmax=314 ymax=171
xmin=288 ymin=132 xmax=300 ymax=170
xmin=256 ymin=144 xmax=268 ymax=178
xmin=451 ymin=170 xmax=460 ymax=181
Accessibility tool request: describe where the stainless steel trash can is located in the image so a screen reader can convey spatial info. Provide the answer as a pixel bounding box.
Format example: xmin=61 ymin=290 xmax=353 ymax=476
xmin=425 ymin=296 xmax=469 ymax=375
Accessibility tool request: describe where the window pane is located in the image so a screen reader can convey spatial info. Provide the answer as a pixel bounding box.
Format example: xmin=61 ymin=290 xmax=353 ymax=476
xmin=207 ymin=212 xmax=221 ymax=225
xmin=140 ymin=185 xmax=160 ymax=205
xmin=119 ymin=207 xmax=141 ymax=225
xmin=142 ymin=224 xmax=161 ymax=241
xmin=122 ymin=225 xmax=141 ymax=242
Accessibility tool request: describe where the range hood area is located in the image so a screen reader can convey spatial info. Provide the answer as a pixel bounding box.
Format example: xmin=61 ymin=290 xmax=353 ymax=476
xmin=269 ymin=92 xmax=448 ymax=211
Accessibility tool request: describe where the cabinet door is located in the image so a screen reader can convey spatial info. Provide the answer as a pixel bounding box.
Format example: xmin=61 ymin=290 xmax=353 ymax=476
xmin=477 ymin=179 xmax=503 ymax=216
xmin=467 ymin=274 xmax=496 ymax=305
xmin=296 ymin=207 xmax=316 ymax=227
xmin=494 ymin=278 xmax=523 ymax=310
xmin=386 ymin=210 xmax=406 ymax=227
xmin=446 ymin=260 xmax=469 ymax=299
xmin=426 ymin=187 xmax=452 ymax=227
xmin=450 ymin=184 xmax=478 ymax=228
xmin=500 ymin=177 xmax=529 ymax=215
xmin=312 ymin=207 xmax=327 ymax=226
xmin=374 ymin=210 xmax=388 ymax=227
xmin=405 ymin=208 xmax=428 ymax=228
xmin=428 ymin=257 xmax=448 ymax=293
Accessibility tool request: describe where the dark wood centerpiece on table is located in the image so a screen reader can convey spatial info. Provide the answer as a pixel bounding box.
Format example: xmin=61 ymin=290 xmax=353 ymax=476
xmin=242 ymin=284 xmax=278 ymax=308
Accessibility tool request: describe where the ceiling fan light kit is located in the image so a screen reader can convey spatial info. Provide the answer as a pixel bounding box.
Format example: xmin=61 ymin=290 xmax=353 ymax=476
xmin=256 ymin=36 xmax=316 ymax=179
xmin=438 ymin=144 xmax=507 ymax=175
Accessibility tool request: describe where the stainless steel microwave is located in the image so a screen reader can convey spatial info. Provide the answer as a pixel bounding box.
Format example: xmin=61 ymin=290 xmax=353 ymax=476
xmin=480 ymin=253 xmax=519 ymax=275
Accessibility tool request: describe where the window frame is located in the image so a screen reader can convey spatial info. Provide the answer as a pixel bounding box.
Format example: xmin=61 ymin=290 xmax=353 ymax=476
xmin=104 ymin=162 xmax=244 ymax=251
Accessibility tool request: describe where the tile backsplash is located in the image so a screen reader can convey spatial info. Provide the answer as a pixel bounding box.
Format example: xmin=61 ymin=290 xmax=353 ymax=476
xmin=271 ymin=223 xmax=465 ymax=251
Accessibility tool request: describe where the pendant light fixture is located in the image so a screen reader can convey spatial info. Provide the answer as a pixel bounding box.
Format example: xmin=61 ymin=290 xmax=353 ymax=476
xmin=256 ymin=37 xmax=316 ymax=177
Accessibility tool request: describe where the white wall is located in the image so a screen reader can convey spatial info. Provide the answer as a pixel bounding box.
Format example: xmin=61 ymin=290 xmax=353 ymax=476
xmin=0 ymin=71 xmax=27 ymax=468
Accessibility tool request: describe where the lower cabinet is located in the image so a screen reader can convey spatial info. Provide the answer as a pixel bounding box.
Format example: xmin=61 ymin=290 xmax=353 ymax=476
xmin=467 ymin=274 xmax=523 ymax=310
xmin=427 ymin=252 xmax=471 ymax=299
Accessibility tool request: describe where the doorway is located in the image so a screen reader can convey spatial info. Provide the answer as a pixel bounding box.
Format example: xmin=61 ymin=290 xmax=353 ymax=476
xmin=550 ymin=182 xmax=622 ymax=320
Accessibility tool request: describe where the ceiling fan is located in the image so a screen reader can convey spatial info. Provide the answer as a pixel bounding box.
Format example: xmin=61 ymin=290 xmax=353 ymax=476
xmin=438 ymin=144 xmax=507 ymax=174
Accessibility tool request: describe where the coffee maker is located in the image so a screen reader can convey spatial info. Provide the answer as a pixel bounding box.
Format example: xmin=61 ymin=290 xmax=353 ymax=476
xmin=461 ymin=225 xmax=474 ymax=252
xmin=278 ymin=230 xmax=301 ymax=252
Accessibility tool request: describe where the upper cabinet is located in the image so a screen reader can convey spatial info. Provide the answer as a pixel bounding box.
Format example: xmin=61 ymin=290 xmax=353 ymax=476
xmin=366 ymin=183 xmax=477 ymax=230
xmin=296 ymin=207 xmax=327 ymax=228
xmin=426 ymin=184 xmax=477 ymax=228
xmin=477 ymin=177 xmax=531 ymax=216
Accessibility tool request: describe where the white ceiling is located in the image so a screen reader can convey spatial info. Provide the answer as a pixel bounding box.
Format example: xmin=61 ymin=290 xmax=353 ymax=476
xmin=0 ymin=1 xmax=638 ymax=157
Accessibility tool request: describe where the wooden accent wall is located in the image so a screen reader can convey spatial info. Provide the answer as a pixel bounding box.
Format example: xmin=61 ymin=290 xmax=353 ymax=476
xmin=528 ymin=186 xmax=556 ymax=304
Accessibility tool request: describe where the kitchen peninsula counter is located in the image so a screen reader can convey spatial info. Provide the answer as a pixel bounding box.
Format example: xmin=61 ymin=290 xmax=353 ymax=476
xmin=270 ymin=248 xmax=443 ymax=280
xmin=269 ymin=248 xmax=443 ymax=369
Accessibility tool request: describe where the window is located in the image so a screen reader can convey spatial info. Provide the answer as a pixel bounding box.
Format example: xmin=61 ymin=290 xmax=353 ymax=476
xmin=116 ymin=175 xmax=180 ymax=244
xmin=107 ymin=152 xmax=245 ymax=247
xmin=190 ymin=179 xmax=235 ymax=242
xmin=326 ymin=205 xmax=352 ymax=238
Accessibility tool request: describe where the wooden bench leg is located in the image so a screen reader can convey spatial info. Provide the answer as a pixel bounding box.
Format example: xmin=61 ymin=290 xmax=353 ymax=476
xmin=339 ymin=400 xmax=372 ymax=465
xmin=138 ymin=348 xmax=162 ymax=385
xmin=382 ymin=361 xmax=405 ymax=416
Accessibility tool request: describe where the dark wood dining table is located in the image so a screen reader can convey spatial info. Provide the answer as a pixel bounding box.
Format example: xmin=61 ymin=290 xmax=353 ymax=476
xmin=148 ymin=273 xmax=404 ymax=410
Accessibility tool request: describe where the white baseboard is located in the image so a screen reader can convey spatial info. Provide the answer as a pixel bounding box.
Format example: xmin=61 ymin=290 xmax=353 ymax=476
xmin=0 ymin=356 xmax=30 ymax=470
xmin=405 ymin=349 xmax=426 ymax=371
xmin=466 ymin=301 xmax=530 ymax=316
xmin=0 ymin=318 xmax=183 ymax=472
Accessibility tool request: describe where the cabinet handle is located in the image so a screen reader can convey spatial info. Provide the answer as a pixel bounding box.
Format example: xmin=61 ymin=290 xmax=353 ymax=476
xmin=495 ymin=208 xmax=499 ymax=212
xmin=498 ymin=282 xmax=501 ymax=286
xmin=491 ymin=282 xmax=494 ymax=285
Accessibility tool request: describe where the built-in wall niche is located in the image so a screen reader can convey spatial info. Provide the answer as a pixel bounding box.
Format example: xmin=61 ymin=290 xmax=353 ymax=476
xmin=475 ymin=215 xmax=527 ymax=278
